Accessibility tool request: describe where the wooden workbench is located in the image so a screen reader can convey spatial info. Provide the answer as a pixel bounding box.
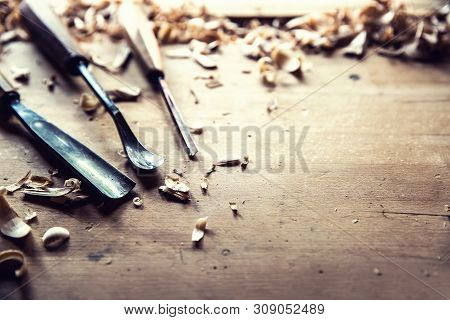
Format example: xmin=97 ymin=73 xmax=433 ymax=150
xmin=0 ymin=2 xmax=449 ymax=300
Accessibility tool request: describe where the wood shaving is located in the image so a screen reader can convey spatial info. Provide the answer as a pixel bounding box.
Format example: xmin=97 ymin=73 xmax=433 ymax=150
xmin=42 ymin=75 xmax=57 ymax=92
xmin=79 ymin=92 xmax=100 ymax=112
xmin=229 ymin=201 xmax=238 ymax=214
xmin=215 ymin=159 xmax=241 ymax=167
xmin=133 ymin=197 xmax=143 ymax=207
xmin=373 ymin=267 xmax=382 ymax=276
xmin=0 ymin=187 xmax=31 ymax=239
xmin=158 ymin=186 xmax=190 ymax=202
xmin=258 ymin=57 xmax=276 ymax=86
xmin=192 ymin=216 xmax=208 ymax=242
xmin=23 ymin=211 xmax=37 ymax=223
xmin=5 ymin=170 xmax=31 ymax=193
xmin=193 ymin=53 xmax=217 ymax=69
xmin=189 ymin=126 xmax=203 ymax=135
xmin=205 ymin=165 xmax=216 ymax=177
xmin=10 ymin=66 xmax=30 ymax=83
xmin=42 ymin=227 xmax=70 ymax=250
xmin=241 ymin=155 xmax=249 ymax=170
xmin=25 ymin=175 xmax=54 ymax=189
xmin=0 ymin=249 xmax=27 ymax=278
xmin=205 ymin=78 xmax=223 ymax=89
xmin=352 ymin=219 xmax=359 ymax=224
xmin=266 ymin=97 xmax=278 ymax=114
xmin=200 ymin=177 xmax=208 ymax=193
xmin=344 ymin=31 xmax=368 ymax=58
xmin=165 ymin=176 xmax=190 ymax=193
xmin=106 ymin=86 xmax=141 ymax=102
xmin=21 ymin=178 xmax=81 ymax=198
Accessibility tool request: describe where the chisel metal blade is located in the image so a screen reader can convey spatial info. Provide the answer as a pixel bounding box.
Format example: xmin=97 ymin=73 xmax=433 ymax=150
xmin=118 ymin=0 xmax=199 ymax=158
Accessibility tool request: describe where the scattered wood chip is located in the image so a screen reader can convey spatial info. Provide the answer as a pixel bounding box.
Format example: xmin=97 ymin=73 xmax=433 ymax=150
xmin=23 ymin=211 xmax=37 ymax=223
xmin=189 ymin=88 xmax=199 ymax=104
xmin=21 ymin=178 xmax=81 ymax=198
xmin=10 ymin=66 xmax=30 ymax=83
xmin=241 ymin=155 xmax=249 ymax=170
xmin=5 ymin=170 xmax=31 ymax=193
xmin=266 ymin=97 xmax=278 ymax=113
xmin=189 ymin=126 xmax=203 ymax=135
xmin=42 ymin=227 xmax=70 ymax=250
xmin=258 ymin=57 xmax=276 ymax=86
xmin=193 ymin=53 xmax=217 ymax=69
xmin=106 ymin=86 xmax=141 ymax=102
xmin=159 ymin=186 xmax=190 ymax=202
xmin=159 ymin=175 xmax=190 ymax=202
xmin=0 ymin=187 xmax=31 ymax=239
xmin=344 ymin=31 xmax=367 ymax=58
xmin=42 ymin=75 xmax=57 ymax=92
xmin=205 ymin=78 xmax=223 ymax=89
xmin=133 ymin=197 xmax=143 ymax=207
xmin=271 ymin=43 xmax=301 ymax=73
xmin=192 ymin=216 xmax=208 ymax=242
xmin=0 ymin=29 xmax=28 ymax=44
xmin=352 ymin=219 xmax=359 ymax=224
xmin=200 ymin=177 xmax=208 ymax=193
xmin=0 ymin=249 xmax=27 ymax=278
xmin=79 ymin=92 xmax=100 ymax=112
xmin=215 ymin=159 xmax=241 ymax=167
xmin=445 ymin=204 xmax=449 ymax=212
xmin=26 ymin=175 xmax=54 ymax=189
xmin=117 ymin=149 xmax=127 ymax=158
xmin=48 ymin=168 xmax=59 ymax=176
xmin=373 ymin=267 xmax=382 ymax=276
xmin=229 ymin=201 xmax=238 ymax=214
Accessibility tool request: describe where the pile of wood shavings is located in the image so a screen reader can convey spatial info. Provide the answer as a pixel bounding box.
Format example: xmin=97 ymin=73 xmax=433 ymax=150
xmin=54 ymin=0 xmax=450 ymax=87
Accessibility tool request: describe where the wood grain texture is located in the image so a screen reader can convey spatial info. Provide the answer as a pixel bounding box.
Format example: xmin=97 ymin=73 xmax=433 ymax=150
xmin=0 ymin=2 xmax=449 ymax=300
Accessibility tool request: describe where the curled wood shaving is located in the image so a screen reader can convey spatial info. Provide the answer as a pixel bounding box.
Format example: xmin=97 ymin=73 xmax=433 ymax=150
xmin=5 ymin=170 xmax=31 ymax=193
xmin=344 ymin=31 xmax=368 ymax=58
xmin=25 ymin=175 xmax=54 ymax=189
xmin=192 ymin=216 xmax=208 ymax=242
xmin=21 ymin=178 xmax=81 ymax=198
xmin=0 ymin=187 xmax=31 ymax=239
xmin=79 ymin=92 xmax=100 ymax=112
xmin=133 ymin=197 xmax=143 ymax=207
xmin=42 ymin=227 xmax=70 ymax=250
xmin=106 ymin=86 xmax=141 ymax=102
xmin=159 ymin=186 xmax=190 ymax=202
xmin=0 ymin=249 xmax=27 ymax=278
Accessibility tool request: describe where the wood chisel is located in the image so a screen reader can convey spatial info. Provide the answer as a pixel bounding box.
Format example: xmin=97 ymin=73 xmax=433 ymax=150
xmin=118 ymin=0 xmax=199 ymax=158
xmin=0 ymin=72 xmax=135 ymax=199
xmin=20 ymin=0 xmax=164 ymax=173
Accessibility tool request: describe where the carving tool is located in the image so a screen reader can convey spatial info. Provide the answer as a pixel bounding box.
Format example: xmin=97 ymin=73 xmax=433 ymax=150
xmin=118 ymin=0 xmax=199 ymax=158
xmin=20 ymin=0 xmax=164 ymax=172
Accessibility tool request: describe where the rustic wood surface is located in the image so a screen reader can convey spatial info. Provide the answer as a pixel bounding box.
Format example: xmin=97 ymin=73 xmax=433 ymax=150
xmin=0 ymin=1 xmax=449 ymax=300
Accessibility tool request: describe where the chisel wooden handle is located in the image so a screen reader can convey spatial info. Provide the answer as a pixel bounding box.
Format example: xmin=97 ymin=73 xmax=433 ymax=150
xmin=118 ymin=0 xmax=164 ymax=83
xmin=20 ymin=0 xmax=89 ymax=75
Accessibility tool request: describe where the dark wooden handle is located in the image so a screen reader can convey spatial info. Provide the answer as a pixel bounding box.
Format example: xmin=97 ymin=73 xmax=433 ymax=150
xmin=20 ymin=0 xmax=88 ymax=75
